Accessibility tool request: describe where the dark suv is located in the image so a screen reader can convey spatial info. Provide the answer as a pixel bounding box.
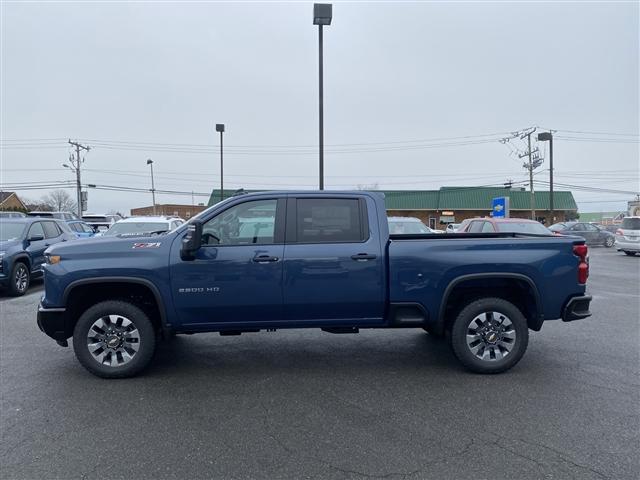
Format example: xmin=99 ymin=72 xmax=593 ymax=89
xmin=549 ymin=221 xmax=616 ymax=247
xmin=0 ymin=218 xmax=76 ymax=296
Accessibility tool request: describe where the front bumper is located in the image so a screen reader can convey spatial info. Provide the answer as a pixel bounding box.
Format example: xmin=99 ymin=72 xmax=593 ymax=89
xmin=562 ymin=295 xmax=592 ymax=322
xmin=37 ymin=302 xmax=69 ymax=346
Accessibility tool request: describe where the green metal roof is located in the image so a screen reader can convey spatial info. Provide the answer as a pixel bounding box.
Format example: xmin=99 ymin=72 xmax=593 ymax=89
xmin=578 ymin=211 xmax=626 ymax=223
xmin=381 ymin=190 xmax=440 ymax=210
xmin=208 ymin=187 xmax=578 ymax=211
xmin=435 ymin=187 xmax=577 ymax=211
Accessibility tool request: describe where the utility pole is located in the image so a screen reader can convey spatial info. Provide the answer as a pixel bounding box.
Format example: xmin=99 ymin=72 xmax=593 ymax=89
xmin=68 ymin=140 xmax=90 ymax=217
xmin=517 ymin=128 xmax=539 ymax=220
xmin=527 ymin=131 xmax=535 ymax=220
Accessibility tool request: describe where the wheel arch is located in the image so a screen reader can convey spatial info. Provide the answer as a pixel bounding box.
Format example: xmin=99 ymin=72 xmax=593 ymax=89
xmin=63 ymin=277 xmax=170 ymax=339
xmin=12 ymin=254 xmax=31 ymax=271
xmin=437 ymin=273 xmax=544 ymax=335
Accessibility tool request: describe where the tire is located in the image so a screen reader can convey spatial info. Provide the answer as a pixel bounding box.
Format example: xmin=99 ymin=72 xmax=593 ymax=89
xmin=450 ymin=297 xmax=529 ymax=374
xmin=72 ymin=300 xmax=156 ymax=378
xmin=604 ymin=237 xmax=614 ymax=248
xmin=8 ymin=262 xmax=30 ymax=296
xmin=624 ymin=251 xmax=637 ymax=256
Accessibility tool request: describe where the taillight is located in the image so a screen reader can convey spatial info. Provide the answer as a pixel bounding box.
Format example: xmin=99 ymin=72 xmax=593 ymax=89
xmin=616 ymin=229 xmax=623 ymax=236
xmin=573 ymin=244 xmax=589 ymax=284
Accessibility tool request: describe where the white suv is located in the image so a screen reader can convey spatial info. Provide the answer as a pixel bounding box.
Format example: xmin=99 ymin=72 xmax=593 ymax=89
xmin=615 ymin=217 xmax=640 ymax=256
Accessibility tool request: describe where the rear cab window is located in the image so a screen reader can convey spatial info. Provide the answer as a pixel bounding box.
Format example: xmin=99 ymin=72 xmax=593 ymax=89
xmin=291 ymin=198 xmax=367 ymax=243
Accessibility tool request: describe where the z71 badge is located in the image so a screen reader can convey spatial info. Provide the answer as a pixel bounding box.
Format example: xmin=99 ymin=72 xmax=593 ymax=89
xmin=132 ymin=242 xmax=162 ymax=249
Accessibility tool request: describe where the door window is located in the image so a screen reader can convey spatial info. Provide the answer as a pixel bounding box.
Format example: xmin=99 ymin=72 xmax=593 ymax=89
xmin=583 ymin=224 xmax=599 ymax=232
xmin=202 ymin=199 xmax=277 ymax=246
xmin=42 ymin=221 xmax=61 ymax=238
xmin=295 ymin=198 xmax=364 ymax=243
xmin=28 ymin=222 xmax=45 ymax=239
xmin=481 ymin=222 xmax=495 ymax=232
xmin=468 ymin=221 xmax=483 ymax=233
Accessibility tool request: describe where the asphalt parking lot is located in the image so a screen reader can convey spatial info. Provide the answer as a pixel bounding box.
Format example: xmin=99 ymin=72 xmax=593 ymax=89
xmin=1 ymin=247 xmax=638 ymax=479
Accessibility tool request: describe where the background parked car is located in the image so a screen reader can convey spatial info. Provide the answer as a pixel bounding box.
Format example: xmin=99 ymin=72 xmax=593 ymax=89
xmin=460 ymin=217 xmax=552 ymax=235
xmin=82 ymin=213 xmax=122 ymax=233
xmin=66 ymin=220 xmax=96 ymax=239
xmin=388 ymin=217 xmax=443 ymax=234
xmin=549 ymin=221 xmax=616 ymax=247
xmin=615 ymin=216 xmax=640 ymax=256
xmin=102 ymin=216 xmax=184 ymax=237
xmin=446 ymin=223 xmax=461 ymax=233
xmin=0 ymin=218 xmax=76 ymax=296
xmin=0 ymin=211 xmax=26 ymax=218
xmin=27 ymin=211 xmax=78 ymax=220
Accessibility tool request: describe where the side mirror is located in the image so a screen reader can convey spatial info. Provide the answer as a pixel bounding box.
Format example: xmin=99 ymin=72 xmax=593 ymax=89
xmin=180 ymin=220 xmax=203 ymax=261
xmin=28 ymin=234 xmax=45 ymax=242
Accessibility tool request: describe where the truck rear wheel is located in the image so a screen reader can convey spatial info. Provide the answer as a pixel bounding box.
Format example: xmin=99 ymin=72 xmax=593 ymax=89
xmin=72 ymin=300 xmax=156 ymax=378
xmin=450 ymin=297 xmax=528 ymax=374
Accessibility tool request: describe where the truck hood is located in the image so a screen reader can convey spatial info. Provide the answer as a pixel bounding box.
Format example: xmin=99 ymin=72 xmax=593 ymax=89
xmin=0 ymin=239 xmax=21 ymax=251
xmin=46 ymin=233 xmax=174 ymax=257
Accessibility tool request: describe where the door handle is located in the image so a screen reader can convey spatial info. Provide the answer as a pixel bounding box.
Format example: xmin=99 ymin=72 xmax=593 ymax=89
xmin=253 ymin=255 xmax=280 ymax=264
xmin=351 ymin=253 xmax=377 ymax=261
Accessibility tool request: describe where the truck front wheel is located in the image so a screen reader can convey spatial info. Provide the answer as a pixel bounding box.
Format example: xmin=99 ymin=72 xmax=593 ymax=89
xmin=72 ymin=300 xmax=156 ymax=378
xmin=450 ymin=298 xmax=528 ymax=374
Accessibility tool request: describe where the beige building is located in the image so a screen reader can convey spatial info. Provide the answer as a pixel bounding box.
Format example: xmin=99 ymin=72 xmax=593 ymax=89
xmin=0 ymin=191 xmax=27 ymax=211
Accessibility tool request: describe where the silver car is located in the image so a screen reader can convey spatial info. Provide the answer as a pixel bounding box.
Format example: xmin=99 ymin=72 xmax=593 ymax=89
xmin=615 ymin=217 xmax=640 ymax=256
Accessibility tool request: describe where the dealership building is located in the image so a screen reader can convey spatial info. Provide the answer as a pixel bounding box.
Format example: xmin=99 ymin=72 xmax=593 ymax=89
xmin=207 ymin=186 xmax=578 ymax=227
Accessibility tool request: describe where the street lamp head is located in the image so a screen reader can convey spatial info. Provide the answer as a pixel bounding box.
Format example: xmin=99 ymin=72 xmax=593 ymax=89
xmin=537 ymin=132 xmax=553 ymax=141
xmin=215 ymin=123 xmax=225 ymax=133
xmin=147 ymin=159 xmax=153 ymax=165
xmin=62 ymin=164 xmax=69 ymax=168
xmin=313 ymin=3 xmax=332 ymax=25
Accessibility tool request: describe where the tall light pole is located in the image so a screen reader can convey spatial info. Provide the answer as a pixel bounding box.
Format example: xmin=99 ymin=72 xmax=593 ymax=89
xmin=313 ymin=3 xmax=332 ymax=190
xmin=538 ymin=131 xmax=554 ymax=223
xmin=147 ymin=159 xmax=156 ymax=215
xmin=216 ymin=124 xmax=225 ymax=201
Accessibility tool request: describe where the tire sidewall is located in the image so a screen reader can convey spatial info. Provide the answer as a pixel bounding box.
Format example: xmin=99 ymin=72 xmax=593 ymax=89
xmin=9 ymin=262 xmax=30 ymax=296
xmin=450 ymin=298 xmax=529 ymax=374
xmin=73 ymin=300 xmax=156 ymax=378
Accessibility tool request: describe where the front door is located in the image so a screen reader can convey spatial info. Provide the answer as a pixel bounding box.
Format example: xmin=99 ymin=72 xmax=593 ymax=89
xmin=170 ymin=198 xmax=285 ymax=327
xmin=282 ymin=196 xmax=385 ymax=324
xmin=25 ymin=222 xmax=48 ymax=275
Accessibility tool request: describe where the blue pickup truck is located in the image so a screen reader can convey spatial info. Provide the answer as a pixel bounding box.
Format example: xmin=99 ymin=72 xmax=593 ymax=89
xmin=37 ymin=191 xmax=592 ymax=378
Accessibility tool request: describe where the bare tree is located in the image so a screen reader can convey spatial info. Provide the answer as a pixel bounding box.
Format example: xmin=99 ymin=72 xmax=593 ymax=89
xmin=41 ymin=190 xmax=77 ymax=212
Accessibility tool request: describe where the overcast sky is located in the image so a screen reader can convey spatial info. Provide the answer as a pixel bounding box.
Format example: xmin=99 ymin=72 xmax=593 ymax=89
xmin=1 ymin=1 xmax=638 ymax=215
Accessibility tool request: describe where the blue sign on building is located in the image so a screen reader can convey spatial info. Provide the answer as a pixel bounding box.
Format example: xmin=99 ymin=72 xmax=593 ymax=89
xmin=492 ymin=197 xmax=510 ymax=218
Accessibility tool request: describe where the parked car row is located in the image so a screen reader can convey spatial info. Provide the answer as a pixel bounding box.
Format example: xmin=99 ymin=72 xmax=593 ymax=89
xmin=389 ymin=215 xmax=638 ymax=257
xmin=0 ymin=214 xmax=185 ymax=296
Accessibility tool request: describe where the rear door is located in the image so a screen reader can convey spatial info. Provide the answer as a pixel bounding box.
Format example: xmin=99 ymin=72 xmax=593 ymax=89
xmin=282 ymin=195 xmax=384 ymax=323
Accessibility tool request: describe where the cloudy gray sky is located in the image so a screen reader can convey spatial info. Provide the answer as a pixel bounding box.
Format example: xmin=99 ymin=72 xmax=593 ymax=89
xmin=1 ymin=1 xmax=638 ymax=214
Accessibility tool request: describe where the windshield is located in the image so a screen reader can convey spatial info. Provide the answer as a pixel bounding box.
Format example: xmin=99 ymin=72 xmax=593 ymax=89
xmin=548 ymin=223 xmax=567 ymax=232
xmin=104 ymin=222 xmax=170 ymax=236
xmin=0 ymin=222 xmax=26 ymax=241
xmin=497 ymin=222 xmax=552 ymax=235
xmin=621 ymin=218 xmax=640 ymax=230
xmin=389 ymin=220 xmax=430 ymax=234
